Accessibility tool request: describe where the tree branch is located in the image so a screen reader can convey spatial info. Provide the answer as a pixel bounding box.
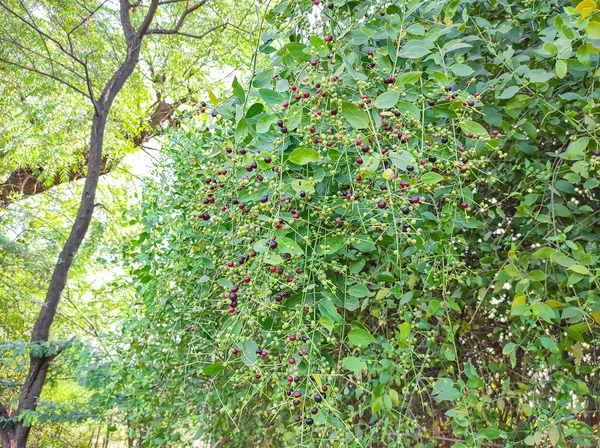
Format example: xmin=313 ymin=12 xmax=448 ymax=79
xmin=137 ymin=0 xmax=159 ymax=36
xmin=15 ymin=0 xmax=55 ymax=76
xmin=83 ymin=55 xmax=100 ymax=116
xmin=146 ymin=0 xmax=208 ymax=35
xmin=0 ymin=0 xmax=86 ymax=67
xmin=0 ymin=56 xmax=89 ymax=98
xmin=0 ymin=35 xmax=87 ymax=82
xmin=119 ymin=0 xmax=135 ymax=41
xmin=169 ymin=22 xmax=227 ymax=40
xmin=67 ymin=0 xmax=109 ymax=37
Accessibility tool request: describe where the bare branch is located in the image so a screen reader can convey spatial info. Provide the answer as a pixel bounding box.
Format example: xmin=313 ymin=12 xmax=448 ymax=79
xmin=0 ymin=56 xmax=89 ymax=98
xmin=137 ymin=0 xmax=159 ymax=36
xmin=147 ymin=0 xmax=208 ymax=35
xmin=169 ymin=22 xmax=227 ymax=40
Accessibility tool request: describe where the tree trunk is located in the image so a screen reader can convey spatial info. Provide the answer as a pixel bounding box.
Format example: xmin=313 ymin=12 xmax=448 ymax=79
xmin=7 ymin=27 xmax=144 ymax=448
xmin=1 ymin=430 xmax=16 ymax=448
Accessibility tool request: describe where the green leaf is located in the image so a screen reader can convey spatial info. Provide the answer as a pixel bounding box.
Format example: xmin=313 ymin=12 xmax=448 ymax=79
xmin=527 ymin=270 xmax=545 ymax=281
xmin=497 ymin=86 xmax=520 ymax=99
xmin=396 ymin=71 xmax=422 ymax=86
xmin=543 ymin=42 xmax=558 ymax=55
xmin=279 ymin=42 xmax=311 ymax=62
xmin=342 ymin=102 xmax=370 ymax=129
xmin=583 ymin=178 xmax=599 ymax=189
xmin=532 ymin=302 xmax=556 ymax=323
xmin=399 ymin=322 xmax=410 ymax=340
xmin=528 ymin=69 xmax=554 ymax=83
xmin=539 ymin=336 xmax=559 ymax=353
xmin=256 ymin=115 xmax=279 ymax=133
xmin=548 ymin=426 xmax=560 ymax=446
xmin=203 ymin=363 xmax=226 ymax=375
xmin=241 ymin=340 xmax=258 ymax=367
xmin=569 ymin=265 xmax=590 ymax=275
xmin=432 ymin=378 xmax=461 ymax=401
xmin=258 ymin=88 xmax=284 ymax=107
xmin=235 ymin=119 xmax=247 ymax=143
xmin=431 ymin=70 xmax=450 ymax=86
xmin=277 ymin=236 xmax=303 ymax=255
xmin=531 ymin=247 xmax=558 ymax=259
xmin=450 ymin=63 xmax=474 ymax=77
xmin=561 ymin=137 xmax=588 ymax=161
xmin=348 ymin=328 xmax=375 ymax=346
xmin=502 ymin=342 xmax=516 ymax=355
xmin=320 ymin=315 xmax=334 ymax=332
xmin=460 ymin=120 xmax=489 ymax=137
xmin=275 ymin=79 xmax=289 ymax=92
xmin=290 ymin=179 xmax=315 ymax=194
xmin=348 ymin=30 xmax=370 ymax=45
xmin=348 ymin=284 xmax=371 ymax=298
xmin=286 ymin=104 xmax=302 ymax=131
xmin=398 ymin=40 xmax=432 ymax=58
xmin=232 ymin=76 xmax=245 ymax=102
xmin=374 ymin=90 xmax=400 ymax=109
xmin=555 ymin=59 xmax=568 ymax=79
xmin=288 ymin=148 xmax=320 ymax=165
xmin=263 ymin=252 xmax=283 ymax=265
xmin=389 ymin=388 xmax=400 ymax=406
xmin=318 ymin=299 xmax=343 ymax=322
xmin=587 ymin=21 xmax=600 ymax=39
xmin=371 ymin=397 xmax=382 ymax=415
xmin=316 ymin=235 xmax=345 ymax=255
xmin=420 ymin=172 xmax=443 ymax=185
xmin=388 ymin=150 xmax=416 ymax=171
xmin=343 ymin=356 xmax=366 ymax=372
xmin=309 ymin=35 xmax=328 ymax=56
xmin=252 ymin=69 xmax=274 ymax=87
xmin=406 ymin=23 xmax=425 ymax=35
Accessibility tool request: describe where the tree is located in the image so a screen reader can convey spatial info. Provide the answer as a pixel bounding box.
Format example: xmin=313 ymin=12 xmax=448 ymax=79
xmin=120 ymin=0 xmax=600 ymax=446
xmin=0 ymin=1 xmax=252 ymax=446
xmin=0 ymin=0 xmax=254 ymax=207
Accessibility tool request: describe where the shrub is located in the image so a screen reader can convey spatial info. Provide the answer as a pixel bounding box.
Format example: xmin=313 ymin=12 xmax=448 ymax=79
xmin=120 ymin=1 xmax=600 ymax=446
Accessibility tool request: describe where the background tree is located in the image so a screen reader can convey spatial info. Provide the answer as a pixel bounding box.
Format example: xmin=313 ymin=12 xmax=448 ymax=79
xmin=0 ymin=1 xmax=257 ymax=446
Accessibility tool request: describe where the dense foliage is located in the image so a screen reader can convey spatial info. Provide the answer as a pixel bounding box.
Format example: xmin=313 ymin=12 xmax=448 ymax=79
xmin=121 ymin=0 xmax=600 ymax=446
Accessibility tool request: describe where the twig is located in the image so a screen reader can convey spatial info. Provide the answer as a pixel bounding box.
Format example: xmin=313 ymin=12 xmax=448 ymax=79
xmin=147 ymin=0 xmax=209 ymax=35
xmin=0 ymin=56 xmax=89 ymax=98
